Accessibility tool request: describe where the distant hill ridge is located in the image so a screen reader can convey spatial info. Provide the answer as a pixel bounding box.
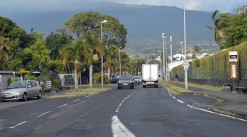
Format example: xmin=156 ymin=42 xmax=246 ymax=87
xmin=1 ymin=1 xmax=214 ymax=51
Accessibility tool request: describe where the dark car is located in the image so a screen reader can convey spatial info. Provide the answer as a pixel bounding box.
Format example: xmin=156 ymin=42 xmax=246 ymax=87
xmin=110 ymin=75 xmax=119 ymax=83
xmin=133 ymin=76 xmax=142 ymax=84
xmin=117 ymin=75 xmax=134 ymax=89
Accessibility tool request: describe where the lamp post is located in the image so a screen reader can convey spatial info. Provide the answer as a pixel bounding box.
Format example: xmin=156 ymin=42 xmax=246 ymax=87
xmin=181 ymin=42 xmax=184 ymax=60
xmin=119 ymin=47 xmax=122 ymax=76
xmin=162 ymin=33 xmax=166 ymax=80
xmin=170 ymin=35 xmax=173 ymax=63
xmin=101 ymin=19 xmax=107 ymax=87
xmin=158 ymin=50 xmax=162 ymax=77
xmin=184 ymin=4 xmax=188 ymax=90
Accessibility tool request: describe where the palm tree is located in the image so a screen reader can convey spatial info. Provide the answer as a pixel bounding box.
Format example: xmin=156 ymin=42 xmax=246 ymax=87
xmin=60 ymin=38 xmax=91 ymax=89
xmin=208 ymin=10 xmax=224 ymax=49
xmin=84 ymin=34 xmax=103 ymax=87
xmin=104 ymin=45 xmax=118 ymax=78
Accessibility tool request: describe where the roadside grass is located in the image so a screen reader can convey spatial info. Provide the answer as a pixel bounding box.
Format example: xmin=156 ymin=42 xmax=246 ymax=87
xmin=169 ymin=81 xmax=223 ymax=91
xmin=48 ymin=87 xmax=110 ymax=99
xmin=159 ymin=81 xmax=192 ymax=94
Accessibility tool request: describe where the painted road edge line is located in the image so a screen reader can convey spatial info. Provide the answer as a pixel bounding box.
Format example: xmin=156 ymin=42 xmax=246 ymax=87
xmin=114 ymin=86 xmax=140 ymax=113
xmin=112 ymin=115 xmax=135 ymax=137
xmin=177 ymin=99 xmax=184 ymax=104
xmin=9 ymin=121 xmax=27 ymax=129
xmin=59 ymin=104 xmax=68 ymax=108
xmin=73 ymin=99 xmax=80 ymax=102
xmin=187 ymin=105 xmax=247 ymax=122
xmin=37 ymin=111 xmax=51 ymax=117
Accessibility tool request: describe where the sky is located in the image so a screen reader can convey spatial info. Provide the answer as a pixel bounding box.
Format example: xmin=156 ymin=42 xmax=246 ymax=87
xmin=0 ymin=0 xmax=246 ymax=13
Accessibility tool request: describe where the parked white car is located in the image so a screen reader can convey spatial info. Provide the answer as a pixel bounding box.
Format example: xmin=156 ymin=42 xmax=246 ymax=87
xmin=0 ymin=80 xmax=43 ymax=102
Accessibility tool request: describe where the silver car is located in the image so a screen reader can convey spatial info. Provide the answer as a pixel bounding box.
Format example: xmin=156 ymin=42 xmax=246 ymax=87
xmin=0 ymin=80 xmax=43 ymax=101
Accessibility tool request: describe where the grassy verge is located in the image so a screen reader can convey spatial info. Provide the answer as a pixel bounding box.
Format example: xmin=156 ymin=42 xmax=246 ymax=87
xmin=169 ymin=81 xmax=223 ymax=91
xmin=48 ymin=87 xmax=110 ymax=99
xmin=159 ymin=81 xmax=192 ymax=94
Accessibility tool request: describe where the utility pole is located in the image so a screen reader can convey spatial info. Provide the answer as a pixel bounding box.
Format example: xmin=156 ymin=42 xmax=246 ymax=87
xmin=170 ymin=35 xmax=173 ymax=63
xmin=184 ymin=4 xmax=188 ymax=90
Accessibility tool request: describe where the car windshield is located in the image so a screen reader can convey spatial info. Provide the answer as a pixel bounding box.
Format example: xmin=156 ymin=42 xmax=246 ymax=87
xmin=119 ymin=76 xmax=132 ymax=80
xmin=133 ymin=76 xmax=141 ymax=79
xmin=7 ymin=81 xmax=27 ymax=89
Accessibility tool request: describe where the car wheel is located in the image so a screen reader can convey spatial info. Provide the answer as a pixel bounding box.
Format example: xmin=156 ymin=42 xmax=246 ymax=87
xmin=37 ymin=91 xmax=42 ymax=99
xmin=23 ymin=93 xmax=28 ymax=101
xmin=143 ymin=85 xmax=146 ymax=88
xmin=118 ymin=86 xmax=121 ymax=89
xmin=131 ymin=86 xmax=134 ymax=89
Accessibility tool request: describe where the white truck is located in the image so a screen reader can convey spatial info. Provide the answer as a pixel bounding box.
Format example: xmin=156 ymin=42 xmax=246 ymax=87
xmin=142 ymin=64 xmax=158 ymax=88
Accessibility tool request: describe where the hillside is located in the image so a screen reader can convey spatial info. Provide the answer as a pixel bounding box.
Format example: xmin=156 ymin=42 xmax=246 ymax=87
xmin=0 ymin=2 xmax=215 ymax=54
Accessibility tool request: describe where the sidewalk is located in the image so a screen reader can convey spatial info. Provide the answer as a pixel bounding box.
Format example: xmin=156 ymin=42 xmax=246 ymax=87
xmin=170 ymin=82 xmax=247 ymax=118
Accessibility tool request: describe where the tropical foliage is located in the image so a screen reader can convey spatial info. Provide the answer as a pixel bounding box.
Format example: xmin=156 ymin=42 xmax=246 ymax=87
xmin=209 ymin=5 xmax=247 ymax=49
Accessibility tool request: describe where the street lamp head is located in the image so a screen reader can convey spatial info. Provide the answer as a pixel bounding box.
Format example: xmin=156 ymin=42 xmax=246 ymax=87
xmin=101 ymin=19 xmax=107 ymax=24
xmin=162 ymin=32 xmax=165 ymax=38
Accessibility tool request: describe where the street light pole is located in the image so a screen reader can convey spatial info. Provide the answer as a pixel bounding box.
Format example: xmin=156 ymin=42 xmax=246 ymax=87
xmin=184 ymin=4 xmax=188 ymax=90
xmin=101 ymin=19 xmax=107 ymax=87
xmin=162 ymin=33 xmax=166 ymax=80
xmin=158 ymin=50 xmax=162 ymax=77
xmin=181 ymin=42 xmax=184 ymax=60
xmin=170 ymin=35 xmax=173 ymax=63
xmin=119 ymin=47 xmax=122 ymax=76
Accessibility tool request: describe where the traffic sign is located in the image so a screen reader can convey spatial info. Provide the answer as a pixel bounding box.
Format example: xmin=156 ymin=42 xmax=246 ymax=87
xmin=182 ymin=60 xmax=190 ymax=67
xmin=228 ymin=51 xmax=238 ymax=63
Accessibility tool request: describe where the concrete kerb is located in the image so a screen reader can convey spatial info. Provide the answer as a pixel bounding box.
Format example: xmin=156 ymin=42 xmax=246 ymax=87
xmin=167 ymin=83 xmax=247 ymax=120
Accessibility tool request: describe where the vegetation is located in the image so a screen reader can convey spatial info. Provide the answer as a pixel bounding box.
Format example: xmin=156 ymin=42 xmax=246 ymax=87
xmin=171 ymin=42 xmax=247 ymax=81
xmin=209 ymin=5 xmax=247 ymax=49
xmin=0 ymin=11 xmax=143 ymax=89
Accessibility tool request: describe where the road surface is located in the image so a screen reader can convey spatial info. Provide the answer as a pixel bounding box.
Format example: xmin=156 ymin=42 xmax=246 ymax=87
xmin=0 ymin=85 xmax=247 ymax=137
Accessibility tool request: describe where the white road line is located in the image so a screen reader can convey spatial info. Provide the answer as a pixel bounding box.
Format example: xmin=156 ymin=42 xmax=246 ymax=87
xmin=112 ymin=115 xmax=135 ymax=137
xmin=9 ymin=121 xmax=27 ymax=129
xmin=172 ymin=96 xmax=176 ymax=100
xmin=168 ymin=90 xmax=172 ymax=96
xmin=187 ymin=105 xmax=247 ymax=122
xmin=37 ymin=111 xmax=51 ymax=118
xmin=177 ymin=99 xmax=184 ymax=104
xmin=59 ymin=104 xmax=68 ymax=108
xmin=73 ymin=99 xmax=80 ymax=102
xmin=115 ymin=89 xmax=137 ymax=113
xmin=85 ymin=95 xmax=93 ymax=98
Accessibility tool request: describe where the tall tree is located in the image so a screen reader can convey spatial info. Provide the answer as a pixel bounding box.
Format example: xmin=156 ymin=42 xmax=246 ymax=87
xmin=84 ymin=34 xmax=103 ymax=87
xmin=208 ymin=10 xmax=225 ymax=49
xmin=104 ymin=45 xmax=118 ymax=78
xmin=45 ymin=29 xmax=73 ymax=60
xmin=60 ymin=38 xmax=91 ymax=89
xmin=64 ymin=11 xmax=127 ymax=49
xmin=0 ymin=36 xmax=10 ymax=70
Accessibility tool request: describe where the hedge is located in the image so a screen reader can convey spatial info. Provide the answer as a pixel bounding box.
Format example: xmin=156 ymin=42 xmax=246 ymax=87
xmin=170 ymin=42 xmax=247 ymax=80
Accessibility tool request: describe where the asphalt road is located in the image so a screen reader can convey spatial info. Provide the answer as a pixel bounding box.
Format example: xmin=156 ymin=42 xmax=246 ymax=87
xmin=0 ymin=85 xmax=247 ymax=137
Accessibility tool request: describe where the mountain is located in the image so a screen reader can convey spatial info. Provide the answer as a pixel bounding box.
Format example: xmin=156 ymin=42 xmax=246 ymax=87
xmin=0 ymin=2 xmax=215 ymax=54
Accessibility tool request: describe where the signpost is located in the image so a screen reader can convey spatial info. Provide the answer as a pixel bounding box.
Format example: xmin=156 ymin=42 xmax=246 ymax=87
xmin=229 ymin=51 xmax=238 ymax=91
xmin=182 ymin=60 xmax=190 ymax=70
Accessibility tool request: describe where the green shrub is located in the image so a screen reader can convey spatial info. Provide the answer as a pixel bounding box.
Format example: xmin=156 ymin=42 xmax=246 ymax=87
xmin=7 ymin=77 xmax=18 ymax=85
xmin=93 ymin=72 xmax=111 ymax=84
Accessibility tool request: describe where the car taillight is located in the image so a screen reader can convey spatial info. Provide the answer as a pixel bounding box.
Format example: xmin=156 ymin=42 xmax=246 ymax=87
xmin=154 ymin=81 xmax=158 ymax=84
xmin=143 ymin=81 xmax=146 ymax=84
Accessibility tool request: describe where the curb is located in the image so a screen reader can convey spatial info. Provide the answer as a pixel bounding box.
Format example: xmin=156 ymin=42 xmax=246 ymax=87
xmin=165 ymin=83 xmax=247 ymax=120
